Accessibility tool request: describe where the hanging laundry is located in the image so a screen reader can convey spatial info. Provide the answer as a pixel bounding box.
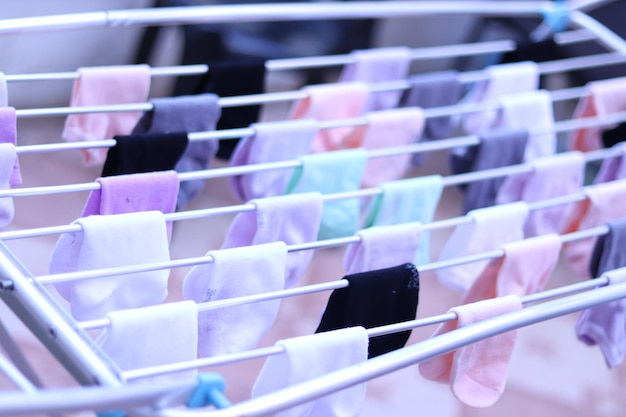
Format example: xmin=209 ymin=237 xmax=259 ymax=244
xmin=575 ymin=267 xmax=626 ymax=368
xmin=229 ymin=119 xmax=318 ymax=202
xmin=339 ymin=46 xmax=412 ymax=111
xmin=132 ymin=93 xmax=220 ymax=135
xmin=315 ymin=263 xmax=419 ymax=358
xmin=588 ymin=218 xmax=626 ymax=277
xmin=97 ymin=301 xmax=197 ymax=383
xmin=0 ymin=107 xmax=22 ymax=186
xmin=61 ymin=65 xmax=151 ymax=165
xmin=593 ymin=142 xmax=626 ymax=183
xmin=462 ymin=61 xmax=539 ymax=135
xmin=343 ymin=222 xmax=422 ymax=275
xmin=82 ymin=171 xmax=179 ymax=216
xmin=0 ymin=144 xmax=17 ymax=229
xmin=400 ymin=71 xmax=463 ymax=141
xmin=497 ymin=151 xmax=585 ymax=237
xmin=131 ymin=93 xmax=222 ymax=209
xmin=285 ymin=149 xmax=367 ymax=240
xmin=289 ymin=82 xmax=369 ymax=153
xmin=499 ymin=90 xmax=556 ymax=161
xmin=49 ymin=211 xmax=170 ymax=321
xmin=399 ymin=70 xmax=463 ymax=166
xmin=81 ymin=171 xmax=179 ymax=238
xmin=182 ymin=242 xmax=287 ymax=357
xmin=343 ymin=107 xmax=425 ymax=187
xmin=437 ymin=202 xmax=529 ymax=292
xmin=221 ymin=193 xmax=323 ymax=287
xmin=363 ymin=175 xmax=443 ymax=264
xmin=451 ymin=129 xmax=528 ymax=213
xmin=251 ymin=327 xmax=369 ymax=417
xmin=0 ymin=73 xmax=7 ymax=107
xmin=101 ymin=132 xmax=188 ymax=177
xmin=462 ymin=234 xmax=562 ymax=304
xmin=418 ymin=295 xmax=522 ymax=408
xmin=569 ymin=76 xmax=626 ymax=152
xmin=562 ymin=179 xmax=626 ymax=277
xmin=195 ymin=60 xmax=267 ymax=160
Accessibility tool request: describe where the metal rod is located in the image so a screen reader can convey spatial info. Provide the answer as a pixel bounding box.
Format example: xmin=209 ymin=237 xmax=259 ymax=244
xmin=0 ymin=242 xmax=122 ymax=388
xmin=0 ymin=2 xmax=551 ymax=34
xmin=265 ymin=39 xmax=517 ymax=71
xmin=569 ymin=9 xmax=626 ymax=55
xmin=0 ymin=354 xmax=36 ymax=393
xmin=4 ymin=65 xmax=209 ymax=82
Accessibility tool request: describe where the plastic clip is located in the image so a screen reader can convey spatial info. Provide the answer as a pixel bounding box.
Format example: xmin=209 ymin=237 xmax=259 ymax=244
xmin=542 ymin=0 xmax=570 ymax=34
xmin=186 ymin=372 xmax=231 ymax=409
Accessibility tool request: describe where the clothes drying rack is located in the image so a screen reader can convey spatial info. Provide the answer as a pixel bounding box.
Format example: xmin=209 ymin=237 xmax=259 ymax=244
xmin=1 ymin=1 xmax=626 ymax=416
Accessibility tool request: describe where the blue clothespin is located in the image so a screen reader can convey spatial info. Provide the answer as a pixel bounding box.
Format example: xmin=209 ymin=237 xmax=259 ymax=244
xmin=186 ymin=372 xmax=231 ymax=410
xmin=542 ymin=0 xmax=570 ymax=34
xmin=95 ymin=373 xmax=229 ymax=417
xmin=96 ymin=411 xmax=125 ymax=417
xmin=530 ymin=0 xmax=570 ymax=42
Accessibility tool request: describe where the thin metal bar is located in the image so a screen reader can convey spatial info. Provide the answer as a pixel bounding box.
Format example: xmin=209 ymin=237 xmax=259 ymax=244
xmin=0 ymin=2 xmax=550 ymax=35
xmin=553 ymin=28 xmax=597 ymax=44
xmin=0 ymin=242 xmax=122 ymax=388
xmin=0 ymin=319 xmax=44 ymax=389
xmin=4 ymin=65 xmax=209 ymax=82
xmin=0 ymin=378 xmax=197 ymax=416
xmin=265 ymin=39 xmax=516 ymax=71
xmin=572 ymin=0 xmax=618 ymax=13
xmin=0 ymin=353 xmax=36 ymax=393
xmin=569 ymin=9 xmax=626 ymax=55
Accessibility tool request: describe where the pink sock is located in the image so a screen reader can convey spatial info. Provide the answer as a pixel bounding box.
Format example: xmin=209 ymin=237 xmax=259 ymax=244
xmin=62 ymin=65 xmax=151 ymax=165
xmin=289 ymin=82 xmax=369 ymax=153
xmin=463 ymin=234 xmax=562 ymax=303
xmin=437 ymin=202 xmax=529 ymax=292
xmin=569 ymin=76 xmax=626 ymax=152
xmin=419 ymin=295 xmax=522 ymax=408
xmin=343 ymin=108 xmax=425 ymax=188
